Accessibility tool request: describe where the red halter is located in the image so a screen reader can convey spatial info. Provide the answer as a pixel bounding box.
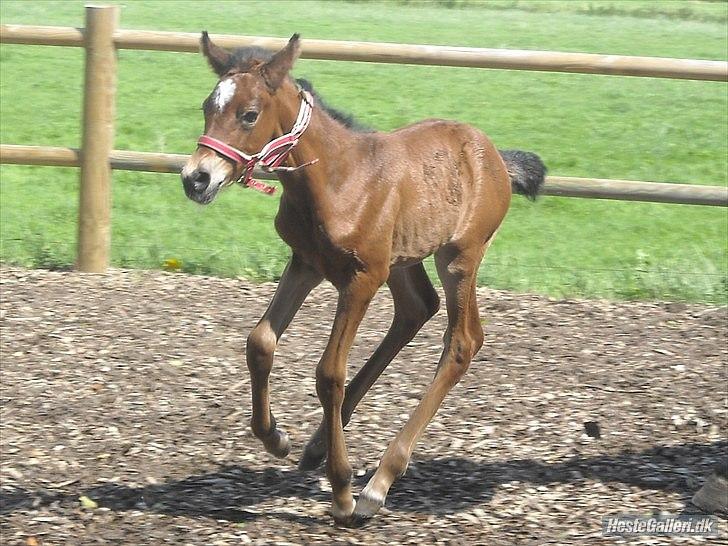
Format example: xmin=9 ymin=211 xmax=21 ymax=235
xmin=197 ymin=89 xmax=317 ymax=195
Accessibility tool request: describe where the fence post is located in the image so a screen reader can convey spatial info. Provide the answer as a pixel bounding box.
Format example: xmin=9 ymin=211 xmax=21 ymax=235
xmin=76 ymin=5 xmax=118 ymax=273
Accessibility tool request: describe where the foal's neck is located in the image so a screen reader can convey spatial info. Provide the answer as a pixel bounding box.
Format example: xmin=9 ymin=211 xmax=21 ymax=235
xmin=273 ymin=80 xmax=357 ymax=199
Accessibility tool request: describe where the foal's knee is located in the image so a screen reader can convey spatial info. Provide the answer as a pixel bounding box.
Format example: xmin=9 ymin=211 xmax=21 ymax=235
xmin=422 ymin=285 xmax=441 ymax=321
xmin=246 ymin=322 xmax=277 ymax=371
xmin=316 ymin=365 xmax=345 ymax=406
xmin=414 ymin=283 xmax=441 ymax=326
xmin=396 ymin=290 xmax=441 ymax=334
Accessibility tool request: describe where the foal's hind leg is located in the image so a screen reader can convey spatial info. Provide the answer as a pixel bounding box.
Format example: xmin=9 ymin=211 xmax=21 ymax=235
xmin=299 ymin=263 xmax=440 ymax=470
xmin=246 ymin=255 xmax=322 ymax=457
xmin=353 ymin=243 xmax=486 ymax=522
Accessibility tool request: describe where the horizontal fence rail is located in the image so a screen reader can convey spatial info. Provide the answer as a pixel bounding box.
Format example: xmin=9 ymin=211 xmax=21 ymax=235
xmin=2 ymin=144 xmax=726 ymax=207
xmin=2 ymin=10 xmax=727 ymax=273
xmin=1 ymin=24 xmax=727 ymax=81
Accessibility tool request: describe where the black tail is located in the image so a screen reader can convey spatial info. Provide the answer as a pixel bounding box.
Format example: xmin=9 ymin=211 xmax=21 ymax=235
xmin=499 ymin=149 xmax=546 ymax=201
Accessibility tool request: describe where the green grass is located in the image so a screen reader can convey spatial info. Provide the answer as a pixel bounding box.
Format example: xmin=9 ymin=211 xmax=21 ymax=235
xmin=367 ymin=0 xmax=728 ymax=23
xmin=1 ymin=0 xmax=726 ymax=303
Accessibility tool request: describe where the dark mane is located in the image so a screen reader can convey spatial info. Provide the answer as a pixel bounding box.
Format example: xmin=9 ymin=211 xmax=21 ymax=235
xmin=295 ymin=78 xmax=371 ymax=132
xmin=224 ymin=46 xmax=369 ymax=132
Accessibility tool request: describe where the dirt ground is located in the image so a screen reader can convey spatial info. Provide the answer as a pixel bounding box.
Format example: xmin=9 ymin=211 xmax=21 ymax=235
xmin=0 ymin=266 xmax=726 ymax=545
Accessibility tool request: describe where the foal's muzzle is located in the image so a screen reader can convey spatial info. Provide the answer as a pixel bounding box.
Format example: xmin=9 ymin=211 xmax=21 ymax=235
xmin=181 ymin=168 xmax=214 ymax=203
xmin=181 ymin=151 xmax=235 ymax=205
xmin=183 ymin=168 xmax=211 ymax=193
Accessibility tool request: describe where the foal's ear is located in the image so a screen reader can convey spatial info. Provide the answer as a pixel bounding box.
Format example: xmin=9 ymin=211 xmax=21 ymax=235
xmin=261 ymin=34 xmax=302 ymax=92
xmin=200 ymin=31 xmax=232 ymax=76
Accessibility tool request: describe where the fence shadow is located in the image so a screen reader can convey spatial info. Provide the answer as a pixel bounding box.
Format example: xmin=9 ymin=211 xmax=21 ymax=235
xmin=2 ymin=441 xmax=725 ymax=523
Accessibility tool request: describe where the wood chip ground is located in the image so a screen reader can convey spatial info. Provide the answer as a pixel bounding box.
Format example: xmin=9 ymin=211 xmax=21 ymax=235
xmin=1 ymin=266 xmax=726 ymax=544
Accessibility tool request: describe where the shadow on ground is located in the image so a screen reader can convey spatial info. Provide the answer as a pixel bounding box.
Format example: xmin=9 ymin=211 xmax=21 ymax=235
xmin=2 ymin=441 xmax=725 ymax=524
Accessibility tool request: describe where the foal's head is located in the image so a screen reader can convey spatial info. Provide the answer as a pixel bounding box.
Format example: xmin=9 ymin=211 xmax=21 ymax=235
xmin=182 ymin=33 xmax=301 ymax=204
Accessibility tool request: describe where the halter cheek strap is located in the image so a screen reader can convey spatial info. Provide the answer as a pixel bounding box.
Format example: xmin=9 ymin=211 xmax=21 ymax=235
xmin=197 ymin=90 xmax=318 ymax=196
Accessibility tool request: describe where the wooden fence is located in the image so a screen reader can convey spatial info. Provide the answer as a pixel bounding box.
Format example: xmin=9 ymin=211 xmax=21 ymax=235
xmin=1 ymin=5 xmax=727 ymax=272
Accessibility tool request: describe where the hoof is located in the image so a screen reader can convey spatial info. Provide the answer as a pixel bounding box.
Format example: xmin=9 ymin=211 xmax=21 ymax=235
xmin=329 ymin=502 xmax=355 ymax=527
xmin=341 ymin=512 xmax=371 ymax=528
xmin=298 ymin=441 xmax=326 ymax=471
xmin=262 ymin=429 xmax=290 ymax=458
xmin=352 ymin=488 xmax=385 ymax=523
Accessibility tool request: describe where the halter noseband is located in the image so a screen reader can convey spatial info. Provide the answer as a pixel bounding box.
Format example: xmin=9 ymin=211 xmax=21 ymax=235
xmin=197 ymin=89 xmax=317 ymax=195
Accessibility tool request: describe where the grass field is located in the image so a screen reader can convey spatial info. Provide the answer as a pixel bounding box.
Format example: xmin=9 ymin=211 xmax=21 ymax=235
xmin=1 ymin=0 xmax=726 ymax=302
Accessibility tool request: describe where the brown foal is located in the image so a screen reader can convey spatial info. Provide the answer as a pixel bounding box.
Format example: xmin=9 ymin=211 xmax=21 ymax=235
xmin=182 ymin=33 xmax=545 ymax=526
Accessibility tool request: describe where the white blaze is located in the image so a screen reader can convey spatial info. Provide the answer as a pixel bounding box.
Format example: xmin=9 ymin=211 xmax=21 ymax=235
xmin=214 ymin=79 xmax=236 ymax=110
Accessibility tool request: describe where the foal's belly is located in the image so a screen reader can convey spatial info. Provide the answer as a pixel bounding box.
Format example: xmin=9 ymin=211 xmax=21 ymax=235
xmin=389 ymin=195 xmax=460 ymax=266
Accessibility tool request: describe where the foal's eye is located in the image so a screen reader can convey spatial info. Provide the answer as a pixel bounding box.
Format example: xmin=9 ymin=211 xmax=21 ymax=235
xmin=239 ymin=110 xmax=259 ymax=125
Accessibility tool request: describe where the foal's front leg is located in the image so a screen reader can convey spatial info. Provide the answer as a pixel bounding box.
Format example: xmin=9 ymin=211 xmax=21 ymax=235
xmin=246 ymin=255 xmax=322 ymax=457
xmin=317 ymin=274 xmax=382 ymax=523
xmin=300 ymin=265 xmax=440 ymax=471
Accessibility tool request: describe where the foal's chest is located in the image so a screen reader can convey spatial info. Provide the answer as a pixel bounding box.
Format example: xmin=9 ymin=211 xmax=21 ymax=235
xmin=274 ymin=201 xmax=364 ymax=286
